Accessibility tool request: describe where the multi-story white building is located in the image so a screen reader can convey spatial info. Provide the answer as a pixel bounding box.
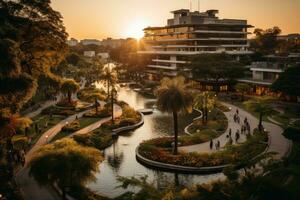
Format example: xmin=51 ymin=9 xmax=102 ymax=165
xmin=83 ymin=51 xmax=96 ymax=57
xmin=67 ymin=38 xmax=79 ymax=46
xmin=138 ymin=9 xmax=253 ymax=78
xmin=80 ymin=39 xmax=102 ymax=46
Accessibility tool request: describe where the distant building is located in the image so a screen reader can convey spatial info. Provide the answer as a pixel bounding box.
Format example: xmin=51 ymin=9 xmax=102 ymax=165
xmin=67 ymin=38 xmax=79 ymax=46
xmin=97 ymin=52 xmax=110 ymax=59
xmin=138 ymin=9 xmax=253 ymax=79
xmin=102 ymin=38 xmax=124 ymax=48
xmin=239 ymin=53 xmax=300 ymax=95
xmin=81 ymin=39 xmax=102 ymax=46
xmin=277 ymin=34 xmax=300 ymax=41
xmin=83 ymin=51 xmax=96 ymax=57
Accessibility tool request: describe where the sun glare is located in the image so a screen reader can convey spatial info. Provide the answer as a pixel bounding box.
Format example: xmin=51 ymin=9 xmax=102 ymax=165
xmin=126 ymin=20 xmax=147 ymax=40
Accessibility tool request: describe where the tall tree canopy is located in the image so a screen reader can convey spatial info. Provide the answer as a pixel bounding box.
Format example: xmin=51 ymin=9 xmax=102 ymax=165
xmin=156 ymin=76 xmax=193 ymax=154
xmin=0 ymin=0 xmax=68 ymax=114
xmin=189 ymin=53 xmax=245 ymax=91
xmin=271 ymin=64 xmax=300 ymax=97
xmin=251 ymin=27 xmax=281 ymax=55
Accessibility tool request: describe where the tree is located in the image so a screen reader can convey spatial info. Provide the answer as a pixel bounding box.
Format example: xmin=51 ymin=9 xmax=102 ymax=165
xmin=194 ymin=91 xmax=216 ymax=124
xmin=156 ymin=76 xmax=193 ymax=155
xmin=29 ymin=139 xmax=103 ymax=200
xmin=271 ymin=64 xmax=300 ymax=98
xmin=65 ymin=53 xmax=81 ymax=66
xmin=189 ymin=53 xmax=245 ymax=93
xmin=244 ymin=97 xmax=274 ymax=132
xmin=251 ymin=27 xmax=282 ymax=54
xmin=235 ymin=83 xmax=251 ymax=101
xmin=60 ymin=79 xmax=80 ymax=103
xmin=0 ymin=0 xmax=68 ymax=114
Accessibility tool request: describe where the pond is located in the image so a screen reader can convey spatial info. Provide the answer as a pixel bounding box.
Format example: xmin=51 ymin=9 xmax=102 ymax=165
xmin=88 ymin=83 xmax=225 ymax=198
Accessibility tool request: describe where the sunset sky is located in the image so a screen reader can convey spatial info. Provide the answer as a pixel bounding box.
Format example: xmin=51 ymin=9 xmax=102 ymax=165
xmin=51 ymin=0 xmax=300 ymax=40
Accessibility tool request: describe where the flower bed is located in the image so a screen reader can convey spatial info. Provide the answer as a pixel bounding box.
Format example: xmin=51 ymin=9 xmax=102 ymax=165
xmin=73 ymin=130 xmax=113 ymax=150
xmin=83 ymin=107 xmax=111 ymax=118
xmin=101 ymin=104 xmax=141 ymax=130
xmin=138 ymin=129 xmax=268 ymax=168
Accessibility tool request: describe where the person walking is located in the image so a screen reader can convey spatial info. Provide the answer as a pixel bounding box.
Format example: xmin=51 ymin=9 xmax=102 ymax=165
xmin=217 ymin=140 xmax=221 ymax=150
xmin=229 ymin=128 xmax=232 ymax=137
xmin=210 ymin=139 xmax=213 ymax=150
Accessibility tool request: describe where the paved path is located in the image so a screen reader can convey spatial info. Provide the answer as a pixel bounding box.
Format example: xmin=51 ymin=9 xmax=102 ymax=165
xmin=15 ymin=102 xmax=123 ymax=200
xmin=15 ymin=109 xmax=92 ymax=200
xmin=69 ymin=103 xmax=122 ymax=137
xmin=180 ymin=102 xmax=291 ymax=160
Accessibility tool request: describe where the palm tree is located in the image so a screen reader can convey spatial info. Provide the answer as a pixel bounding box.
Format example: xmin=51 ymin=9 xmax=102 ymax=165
xmin=244 ymin=96 xmax=274 ymax=132
xmin=194 ymin=91 xmax=216 ymax=124
xmin=101 ymin=63 xmax=118 ymax=124
xmin=156 ymin=76 xmax=193 ymax=155
xmin=110 ymin=86 xmax=117 ymax=124
xmin=60 ymin=79 xmax=80 ymax=103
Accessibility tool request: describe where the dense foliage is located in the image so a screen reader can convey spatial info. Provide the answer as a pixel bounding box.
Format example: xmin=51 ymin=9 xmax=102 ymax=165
xmin=271 ymin=64 xmax=300 ymax=97
xmin=0 ymin=0 xmax=68 ymax=114
xmin=29 ymin=138 xmax=103 ymax=199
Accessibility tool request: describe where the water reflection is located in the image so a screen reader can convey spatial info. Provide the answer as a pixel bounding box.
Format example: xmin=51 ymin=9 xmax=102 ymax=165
xmin=87 ymin=84 xmax=225 ymax=198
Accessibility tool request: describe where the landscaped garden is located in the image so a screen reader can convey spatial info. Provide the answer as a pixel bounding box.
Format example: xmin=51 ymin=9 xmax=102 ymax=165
xmin=51 ymin=117 xmax=102 ymax=142
xmin=77 ymin=86 xmax=107 ymax=103
xmin=138 ymin=129 xmax=268 ymax=168
xmin=186 ymin=108 xmax=228 ymax=144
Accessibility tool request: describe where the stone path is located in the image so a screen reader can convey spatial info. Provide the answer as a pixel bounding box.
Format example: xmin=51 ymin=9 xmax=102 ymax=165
xmin=180 ymin=102 xmax=292 ymax=160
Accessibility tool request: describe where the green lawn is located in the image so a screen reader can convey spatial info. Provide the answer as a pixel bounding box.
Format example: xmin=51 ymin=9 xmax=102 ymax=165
xmin=51 ymin=117 xmax=100 ymax=142
xmin=28 ymin=114 xmax=65 ymax=145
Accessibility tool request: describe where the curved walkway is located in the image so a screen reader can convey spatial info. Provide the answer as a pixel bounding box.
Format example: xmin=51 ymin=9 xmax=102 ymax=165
xmin=68 ymin=103 xmax=122 ymax=137
xmin=16 ymin=102 xmax=122 ymax=200
xmin=180 ymin=102 xmax=291 ymax=160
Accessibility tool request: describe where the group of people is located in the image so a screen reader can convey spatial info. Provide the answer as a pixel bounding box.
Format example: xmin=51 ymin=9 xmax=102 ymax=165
xmin=210 ymin=139 xmax=221 ymax=150
xmin=210 ymin=108 xmax=253 ymax=150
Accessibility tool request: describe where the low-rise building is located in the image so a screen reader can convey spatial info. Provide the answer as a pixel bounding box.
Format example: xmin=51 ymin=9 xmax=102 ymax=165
xmin=81 ymin=39 xmax=102 ymax=46
xmin=239 ymin=53 xmax=300 ymax=95
xmin=102 ymin=38 xmax=124 ymax=48
xmin=83 ymin=51 xmax=96 ymax=57
xmin=67 ymin=38 xmax=79 ymax=46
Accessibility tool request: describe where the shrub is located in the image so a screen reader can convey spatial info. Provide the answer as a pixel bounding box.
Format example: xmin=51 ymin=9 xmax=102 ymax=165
xmin=12 ymin=135 xmax=28 ymax=150
xmin=77 ymin=87 xmax=106 ymax=103
xmin=83 ymin=108 xmax=111 ymax=118
xmin=56 ymin=99 xmax=78 ymax=108
xmin=139 ymin=130 xmax=268 ymax=168
xmin=62 ymin=120 xmax=80 ymax=132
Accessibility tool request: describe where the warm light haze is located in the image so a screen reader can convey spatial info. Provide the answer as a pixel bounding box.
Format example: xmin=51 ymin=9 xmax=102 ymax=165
xmin=51 ymin=0 xmax=300 ymax=40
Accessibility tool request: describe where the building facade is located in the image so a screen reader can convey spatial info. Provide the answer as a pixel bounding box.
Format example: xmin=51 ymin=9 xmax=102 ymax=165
xmin=83 ymin=51 xmax=96 ymax=57
xmin=239 ymin=53 xmax=300 ymax=95
xmin=67 ymin=38 xmax=79 ymax=46
xmin=138 ymin=9 xmax=253 ymax=79
xmin=80 ymin=39 xmax=102 ymax=46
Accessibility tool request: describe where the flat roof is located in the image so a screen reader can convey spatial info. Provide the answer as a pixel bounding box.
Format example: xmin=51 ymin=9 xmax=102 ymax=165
xmin=171 ymin=9 xmax=190 ymax=14
xmin=144 ymin=23 xmax=253 ymax=31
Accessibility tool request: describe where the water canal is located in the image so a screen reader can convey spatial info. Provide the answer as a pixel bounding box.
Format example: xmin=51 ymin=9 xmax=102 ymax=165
xmin=88 ymin=84 xmax=225 ymax=198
